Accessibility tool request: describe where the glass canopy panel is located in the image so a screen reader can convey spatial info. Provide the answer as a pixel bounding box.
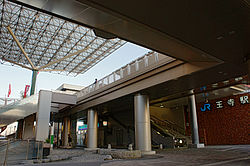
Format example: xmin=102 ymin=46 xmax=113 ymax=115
xmin=0 ymin=0 xmax=126 ymax=76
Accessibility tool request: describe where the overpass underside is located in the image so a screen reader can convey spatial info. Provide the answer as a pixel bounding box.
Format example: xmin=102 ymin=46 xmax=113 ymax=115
xmin=54 ymin=52 xmax=248 ymax=152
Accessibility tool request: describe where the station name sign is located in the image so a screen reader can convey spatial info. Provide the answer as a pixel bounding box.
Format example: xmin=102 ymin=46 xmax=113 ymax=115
xmin=201 ymin=95 xmax=249 ymax=112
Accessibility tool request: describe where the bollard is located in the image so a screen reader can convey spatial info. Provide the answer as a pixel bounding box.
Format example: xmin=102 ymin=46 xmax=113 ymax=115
xmin=159 ymin=144 xmax=163 ymax=150
xmin=128 ymin=144 xmax=133 ymax=151
xmin=108 ymin=144 xmax=111 ymax=150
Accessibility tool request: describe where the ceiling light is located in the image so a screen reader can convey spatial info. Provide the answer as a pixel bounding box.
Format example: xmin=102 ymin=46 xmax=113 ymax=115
xmin=212 ymin=83 xmax=218 ymax=88
xmin=216 ymin=36 xmax=224 ymax=40
xmin=230 ymin=86 xmax=245 ymax=92
xmin=235 ymin=77 xmax=243 ymax=81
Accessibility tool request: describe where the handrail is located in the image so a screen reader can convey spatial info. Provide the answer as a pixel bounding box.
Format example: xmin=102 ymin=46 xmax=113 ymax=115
xmin=77 ymin=51 xmax=175 ymax=98
xmin=150 ymin=115 xmax=186 ymax=136
xmin=0 ymin=139 xmax=43 ymax=165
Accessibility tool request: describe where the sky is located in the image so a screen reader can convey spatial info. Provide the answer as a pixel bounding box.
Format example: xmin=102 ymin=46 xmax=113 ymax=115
xmin=0 ymin=42 xmax=150 ymax=100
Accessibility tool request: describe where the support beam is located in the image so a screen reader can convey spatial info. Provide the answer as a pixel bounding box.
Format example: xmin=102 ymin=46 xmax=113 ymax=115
xmin=30 ymin=70 xmax=38 ymax=96
xmin=40 ymin=69 xmax=64 ymax=72
xmin=62 ymin=117 xmax=70 ymax=146
xmin=16 ymin=119 xmax=24 ymax=139
xmin=70 ymin=119 xmax=77 ymax=148
xmin=7 ymin=26 xmax=36 ymax=70
xmin=188 ymin=90 xmax=204 ymax=148
xmin=134 ymin=93 xmax=155 ymax=154
xmin=23 ymin=114 xmax=35 ymax=140
xmin=86 ymin=109 xmax=98 ymax=150
xmin=38 ymin=47 xmax=89 ymax=70
xmin=2 ymin=58 xmax=32 ymax=70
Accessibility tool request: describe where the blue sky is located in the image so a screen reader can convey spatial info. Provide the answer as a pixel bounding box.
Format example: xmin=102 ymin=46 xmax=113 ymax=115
xmin=0 ymin=42 xmax=150 ymax=99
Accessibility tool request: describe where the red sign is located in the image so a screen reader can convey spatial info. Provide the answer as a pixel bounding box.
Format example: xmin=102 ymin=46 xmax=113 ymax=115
xmin=24 ymin=85 xmax=30 ymax=98
xmin=7 ymin=84 xmax=11 ymax=97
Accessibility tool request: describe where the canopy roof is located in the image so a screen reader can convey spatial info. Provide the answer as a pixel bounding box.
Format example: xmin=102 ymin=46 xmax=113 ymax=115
xmin=0 ymin=0 xmax=125 ymax=76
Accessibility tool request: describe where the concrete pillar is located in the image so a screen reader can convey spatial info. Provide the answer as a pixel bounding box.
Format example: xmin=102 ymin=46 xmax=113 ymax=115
xmin=86 ymin=109 xmax=98 ymax=150
xmin=16 ymin=119 xmax=24 ymax=139
xmin=188 ymin=90 xmax=204 ymax=148
xmin=62 ymin=117 xmax=70 ymax=146
xmin=23 ymin=114 xmax=36 ymax=140
xmin=35 ymin=90 xmax=52 ymax=141
xmin=70 ymin=119 xmax=77 ymax=147
xmin=134 ymin=94 xmax=155 ymax=154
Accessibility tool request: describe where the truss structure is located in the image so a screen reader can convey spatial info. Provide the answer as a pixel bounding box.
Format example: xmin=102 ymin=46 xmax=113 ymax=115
xmin=0 ymin=0 xmax=126 ymax=76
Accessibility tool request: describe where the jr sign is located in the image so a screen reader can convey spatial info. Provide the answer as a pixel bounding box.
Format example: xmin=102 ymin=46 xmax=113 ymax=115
xmin=200 ymin=95 xmax=249 ymax=112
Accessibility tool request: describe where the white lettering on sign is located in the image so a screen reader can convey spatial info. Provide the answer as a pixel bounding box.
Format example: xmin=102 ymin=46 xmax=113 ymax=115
xmin=227 ymin=99 xmax=235 ymax=107
xmin=216 ymin=101 xmax=223 ymax=109
xmin=240 ymin=96 xmax=249 ymax=104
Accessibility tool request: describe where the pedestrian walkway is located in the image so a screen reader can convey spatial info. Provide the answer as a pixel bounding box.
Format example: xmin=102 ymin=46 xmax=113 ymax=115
xmin=17 ymin=145 xmax=250 ymax=166
xmin=102 ymin=145 xmax=250 ymax=166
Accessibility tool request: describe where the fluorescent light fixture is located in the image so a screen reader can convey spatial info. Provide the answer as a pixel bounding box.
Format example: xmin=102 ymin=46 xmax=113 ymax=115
xmin=103 ymin=121 xmax=108 ymax=126
xmin=230 ymin=86 xmax=245 ymax=92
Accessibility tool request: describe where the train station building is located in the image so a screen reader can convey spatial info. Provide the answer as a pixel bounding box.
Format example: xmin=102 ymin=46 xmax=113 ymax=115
xmin=0 ymin=0 xmax=249 ymax=161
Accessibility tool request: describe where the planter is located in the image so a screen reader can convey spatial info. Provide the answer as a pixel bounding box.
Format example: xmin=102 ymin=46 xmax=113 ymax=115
xmin=43 ymin=143 xmax=50 ymax=157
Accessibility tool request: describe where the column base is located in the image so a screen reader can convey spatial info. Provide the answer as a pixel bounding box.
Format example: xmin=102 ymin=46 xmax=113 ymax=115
xmin=85 ymin=147 xmax=100 ymax=151
xmin=188 ymin=143 xmax=205 ymax=148
xmin=141 ymin=150 xmax=156 ymax=155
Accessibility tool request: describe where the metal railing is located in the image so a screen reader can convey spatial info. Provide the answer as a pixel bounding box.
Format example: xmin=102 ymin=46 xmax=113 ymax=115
xmin=0 ymin=139 xmax=43 ymax=166
xmin=77 ymin=51 xmax=175 ymax=98
xmin=151 ymin=115 xmax=186 ymax=137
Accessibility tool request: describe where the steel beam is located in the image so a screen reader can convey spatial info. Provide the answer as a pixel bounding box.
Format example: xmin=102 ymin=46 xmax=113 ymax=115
xmin=7 ymin=26 xmax=36 ymax=69
xmin=30 ymin=70 xmax=38 ymax=95
xmin=38 ymin=46 xmax=89 ymax=70
xmin=1 ymin=57 xmax=32 ymax=70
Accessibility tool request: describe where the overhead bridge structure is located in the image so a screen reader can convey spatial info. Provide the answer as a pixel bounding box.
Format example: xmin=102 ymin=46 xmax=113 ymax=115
xmin=1 ymin=50 xmax=249 ymax=153
xmin=0 ymin=0 xmax=249 ymax=155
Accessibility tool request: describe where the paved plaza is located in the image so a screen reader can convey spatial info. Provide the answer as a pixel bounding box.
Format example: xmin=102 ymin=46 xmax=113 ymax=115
xmin=20 ymin=145 xmax=249 ymax=166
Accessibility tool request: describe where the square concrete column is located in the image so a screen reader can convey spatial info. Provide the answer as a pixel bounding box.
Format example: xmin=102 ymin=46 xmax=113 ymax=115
xmin=134 ymin=93 xmax=155 ymax=154
xmin=16 ymin=119 xmax=24 ymax=139
xmin=188 ymin=90 xmax=204 ymax=148
xmin=62 ymin=117 xmax=70 ymax=146
xmin=35 ymin=90 xmax=52 ymax=142
xmin=86 ymin=109 xmax=98 ymax=150
xmin=23 ymin=114 xmax=36 ymax=140
xmin=70 ymin=119 xmax=77 ymax=147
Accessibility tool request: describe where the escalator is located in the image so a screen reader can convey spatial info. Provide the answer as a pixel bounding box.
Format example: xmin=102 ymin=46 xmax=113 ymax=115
xmin=150 ymin=115 xmax=191 ymax=148
xmin=105 ymin=114 xmax=190 ymax=149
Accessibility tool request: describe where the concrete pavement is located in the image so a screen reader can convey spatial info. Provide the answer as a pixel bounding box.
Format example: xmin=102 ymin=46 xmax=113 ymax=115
xmin=21 ymin=145 xmax=250 ymax=166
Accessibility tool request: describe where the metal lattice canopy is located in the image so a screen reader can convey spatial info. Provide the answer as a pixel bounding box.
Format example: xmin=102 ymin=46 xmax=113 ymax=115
xmin=0 ymin=0 xmax=126 ymax=76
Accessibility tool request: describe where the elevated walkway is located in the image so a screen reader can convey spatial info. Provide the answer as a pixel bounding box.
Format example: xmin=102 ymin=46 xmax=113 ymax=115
xmin=65 ymin=51 xmax=217 ymax=116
